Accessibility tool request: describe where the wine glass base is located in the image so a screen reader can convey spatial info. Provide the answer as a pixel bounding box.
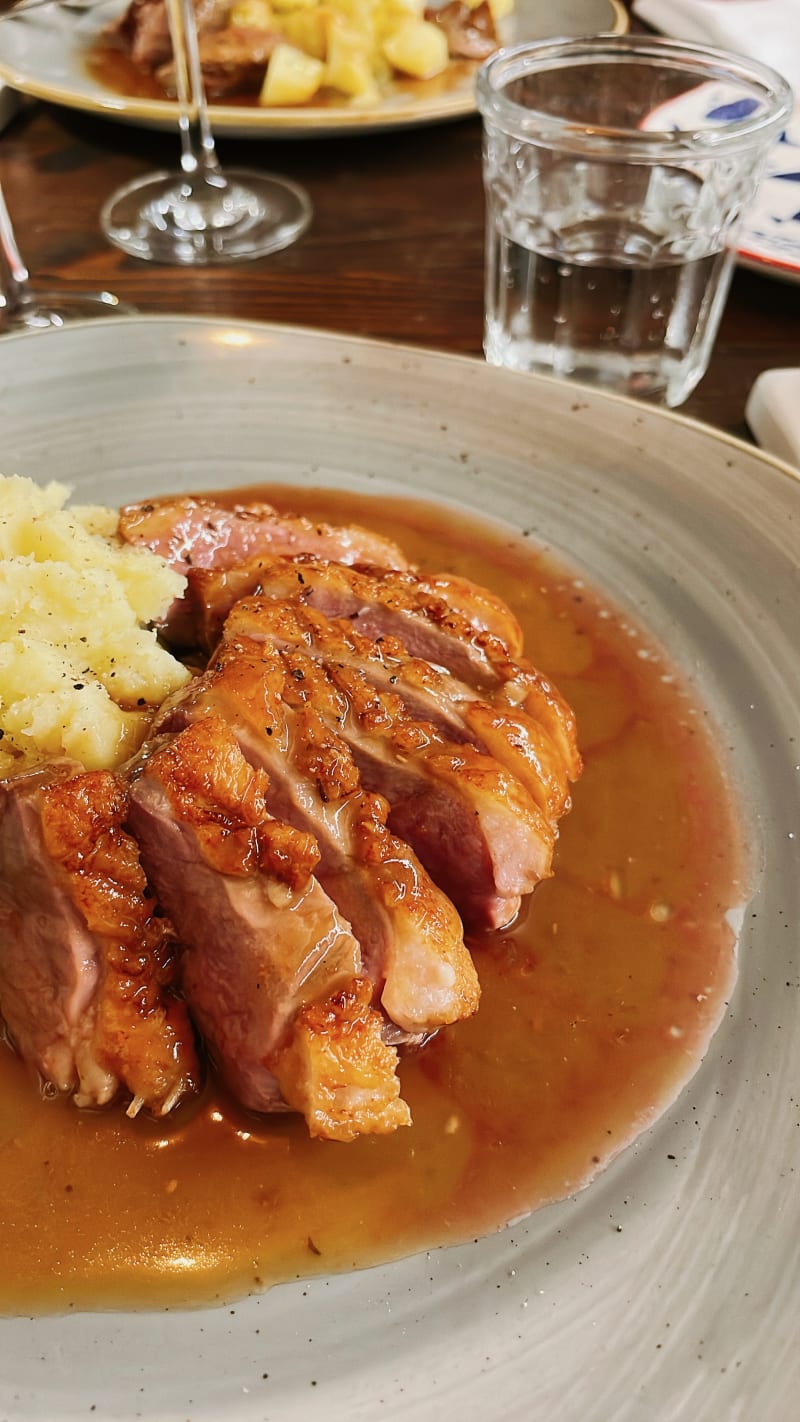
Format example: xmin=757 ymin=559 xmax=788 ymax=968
xmin=101 ymin=169 xmax=312 ymax=265
xmin=0 ymin=290 xmax=134 ymax=333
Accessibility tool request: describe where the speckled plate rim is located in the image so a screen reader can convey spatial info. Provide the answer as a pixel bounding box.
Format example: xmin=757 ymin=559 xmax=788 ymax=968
xmin=0 ymin=0 xmax=628 ymax=136
xmin=0 ymin=315 xmax=798 ymax=1422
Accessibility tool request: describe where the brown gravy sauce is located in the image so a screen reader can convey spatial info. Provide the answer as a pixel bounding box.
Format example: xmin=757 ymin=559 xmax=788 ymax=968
xmin=0 ymin=488 xmax=747 ymax=1315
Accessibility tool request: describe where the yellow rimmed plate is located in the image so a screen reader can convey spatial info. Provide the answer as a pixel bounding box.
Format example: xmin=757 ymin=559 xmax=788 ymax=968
xmin=0 ymin=0 xmax=628 ymax=137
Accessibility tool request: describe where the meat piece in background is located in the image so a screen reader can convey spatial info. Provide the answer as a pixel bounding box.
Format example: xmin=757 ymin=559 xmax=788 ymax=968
xmin=425 ymin=1 xmax=499 ymax=60
xmin=105 ymin=0 xmax=231 ymax=72
xmin=156 ymin=27 xmax=281 ymax=101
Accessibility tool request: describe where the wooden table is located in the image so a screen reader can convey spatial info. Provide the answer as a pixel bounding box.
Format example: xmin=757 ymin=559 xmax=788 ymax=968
xmin=1 ymin=86 xmax=798 ymax=442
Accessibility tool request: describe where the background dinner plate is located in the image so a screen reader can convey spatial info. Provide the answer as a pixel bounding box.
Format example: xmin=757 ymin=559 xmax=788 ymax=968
xmin=642 ymin=83 xmax=800 ymax=285
xmin=714 ymin=102 xmax=800 ymax=284
xmin=0 ymin=0 xmax=627 ymax=137
xmin=0 ymin=315 xmax=798 ymax=1422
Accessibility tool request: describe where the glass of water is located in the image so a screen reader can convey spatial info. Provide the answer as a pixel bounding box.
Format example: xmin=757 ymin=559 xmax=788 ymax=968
xmin=477 ymin=37 xmax=792 ymax=406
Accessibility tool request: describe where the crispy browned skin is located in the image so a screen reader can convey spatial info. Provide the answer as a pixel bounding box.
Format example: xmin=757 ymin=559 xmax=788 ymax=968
xmin=135 ymin=714 xmax=321 ymax=887
xmin=39 ymin=770 xmax=200 ymax=1116
xmin=199 ymin=555 xmax=580 ymax=783
xmin=225 ymin=595 xmax=572 ymax=821
xmin=182 ymin=557 xmax=526 ymax=655
xmin=414 ymin=570 xmax=525 ymax=656
xmin=156 ymin=645 xmax=481 ymax=1033
xmin=129 ymin=717 xmax=412 ymax=1139
xmin=220 ymin=599 xmax=555 ymax=928
xmin=271 ymin=977 xmax=411 ymax=1142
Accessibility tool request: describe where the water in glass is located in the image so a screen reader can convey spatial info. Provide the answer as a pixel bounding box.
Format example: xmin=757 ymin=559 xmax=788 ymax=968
xmin=484 ymin=165 xmax=735 ymax=407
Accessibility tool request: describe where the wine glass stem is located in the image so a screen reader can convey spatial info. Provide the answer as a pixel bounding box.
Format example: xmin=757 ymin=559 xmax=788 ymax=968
xmin=0 ymin=178 xmax=33 ymax=320
xmin=166 ymin=0 xmax=224 ymax=189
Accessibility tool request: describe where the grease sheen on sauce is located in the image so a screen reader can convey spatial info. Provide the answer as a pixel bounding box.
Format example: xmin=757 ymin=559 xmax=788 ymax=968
xmin=0 ymin=489 xmax=745 ymax=1314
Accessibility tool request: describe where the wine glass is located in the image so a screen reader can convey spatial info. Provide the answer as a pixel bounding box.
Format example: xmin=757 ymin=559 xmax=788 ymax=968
xmin=0 ymin=178 xmax=132 ymax=331
xmin=0 ymin=0 xmax=133 ymax=329
xmin=100 ymin=0 xmax=312 ymax=264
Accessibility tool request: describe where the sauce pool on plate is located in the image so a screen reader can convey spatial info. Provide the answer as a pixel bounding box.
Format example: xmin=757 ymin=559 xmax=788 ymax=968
xmin=0 ymin=488 xmax=747 ymax=1314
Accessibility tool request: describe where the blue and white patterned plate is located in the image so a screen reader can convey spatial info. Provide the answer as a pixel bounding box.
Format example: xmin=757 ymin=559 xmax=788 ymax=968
xmin=738 ymin=105 xmax=800 ymax=282
xmin=642 ymin=81 xmax=800 ymax=285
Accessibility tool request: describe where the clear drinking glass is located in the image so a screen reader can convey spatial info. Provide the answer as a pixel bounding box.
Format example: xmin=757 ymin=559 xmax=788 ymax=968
xmin=101 ymin=0 xmax=311 ymax=265
xmin=477 ymin=37 xmax=793 ymax=406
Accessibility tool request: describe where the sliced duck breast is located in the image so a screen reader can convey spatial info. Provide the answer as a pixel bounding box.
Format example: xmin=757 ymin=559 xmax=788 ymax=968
xmin=154 ymin=648 xmax=481 ymax=1034
xmin=0 ymin=762 xmax=200 ymax=1116
xmin=127 ymin=716 xmax=411 ymax=1139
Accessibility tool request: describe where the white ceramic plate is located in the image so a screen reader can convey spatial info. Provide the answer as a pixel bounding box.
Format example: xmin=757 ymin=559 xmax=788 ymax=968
xmin=0 ymin=316 xmax=798 ymax=1422
xmin=0 ymin=0 xmax=627 ymax=137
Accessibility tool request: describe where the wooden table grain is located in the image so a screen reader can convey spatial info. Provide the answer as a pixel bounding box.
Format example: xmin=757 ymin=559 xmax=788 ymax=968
xmin=1 ymin=85 xmax=798 ymax=443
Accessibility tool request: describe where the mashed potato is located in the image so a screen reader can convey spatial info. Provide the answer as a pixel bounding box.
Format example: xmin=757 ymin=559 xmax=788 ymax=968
xmin=0 ymin=475 xmax=191 ymax=777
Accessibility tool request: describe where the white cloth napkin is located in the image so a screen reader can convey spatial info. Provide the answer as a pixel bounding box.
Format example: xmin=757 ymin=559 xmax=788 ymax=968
xmin=633 ymin=0 xmax=800 ymax=99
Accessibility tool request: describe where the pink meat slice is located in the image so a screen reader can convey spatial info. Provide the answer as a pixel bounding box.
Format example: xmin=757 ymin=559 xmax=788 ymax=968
xmin=0 ymin=762 xmax=200 ymax=1116
xmin=118 ymin=496 xmax=410 ymax=577
xmin=0 ymin=761 xmax=110 ymax=1101
xmin=127 ymin=716 xmax=410 ymax=1138
xmin=154 ymin=643 xmax=481 ymax=1033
